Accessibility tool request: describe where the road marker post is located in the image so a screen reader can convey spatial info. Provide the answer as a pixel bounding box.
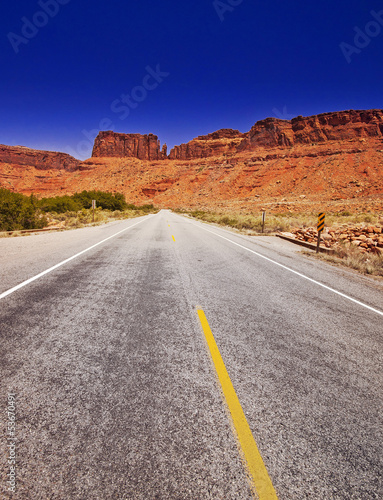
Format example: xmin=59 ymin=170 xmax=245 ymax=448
xmin=262 ymin=210 xmax=266 ymax=233
xmin=92 ymin=200 xmax=96 ymax=222
xmin=317 ymin=212 xmax=325 ymax=253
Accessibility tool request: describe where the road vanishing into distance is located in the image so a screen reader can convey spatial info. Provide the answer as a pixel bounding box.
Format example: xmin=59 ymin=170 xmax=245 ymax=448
xmin=1 ymin=210 xmax=382 ymax=499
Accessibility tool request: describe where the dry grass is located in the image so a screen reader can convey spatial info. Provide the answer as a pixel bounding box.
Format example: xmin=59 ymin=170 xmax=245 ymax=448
xmin=51 ymin=207 xmax=159 ymax=228
xmin=0 ymin=231 xmax=27 ymax=238
xmin=307 ymin=244 xmax=383 ymax=277
xmin=178 ymin=209 xmax=291 ymax=233
xmin=178 ymin=208 xmax=383 ymax=234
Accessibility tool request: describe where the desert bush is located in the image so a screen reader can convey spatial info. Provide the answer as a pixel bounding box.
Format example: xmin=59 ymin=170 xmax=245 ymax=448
xmin=39 ymin=195 xmax=81 ymax=213
xmin=39 ymin=191 xmax=129 ymax=212
xmin=72 ymin=190 xmax=127 ymax=211
xmin=0 ymin=188 xmax=159 ymax=233
xmin=137 ymin=204 xmax=156 ymax=212
xmin=0 ymin=189 xmax=47 ymax=231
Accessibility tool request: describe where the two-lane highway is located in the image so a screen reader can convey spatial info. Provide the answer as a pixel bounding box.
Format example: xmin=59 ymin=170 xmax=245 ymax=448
xmin=1 ymin=210 xmax=382 ymax=499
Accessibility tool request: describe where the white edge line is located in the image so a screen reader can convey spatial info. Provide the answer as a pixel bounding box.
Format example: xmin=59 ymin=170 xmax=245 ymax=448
xmin=178 ymin=214 xmax=383 ymax=318
xmin=0 ymin=215 xmax=153 ymax=300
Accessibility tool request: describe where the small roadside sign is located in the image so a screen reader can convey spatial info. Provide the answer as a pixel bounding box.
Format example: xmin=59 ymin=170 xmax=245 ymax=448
xmin=316 ymin=213 xmax=325 ymax=253
xmin=317 ymin=213 xmax=325 ymax=233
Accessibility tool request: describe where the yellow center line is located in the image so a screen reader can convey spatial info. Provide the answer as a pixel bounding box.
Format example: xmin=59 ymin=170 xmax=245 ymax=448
xmin=172 ymin=235 xmax=175 ymax=242
xmin=197 ymin=309 xmax=278 ymax=500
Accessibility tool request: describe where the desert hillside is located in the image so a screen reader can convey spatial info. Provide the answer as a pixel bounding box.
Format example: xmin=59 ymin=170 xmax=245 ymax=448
xmin=1 ymin=109 xmax=382 ymax=213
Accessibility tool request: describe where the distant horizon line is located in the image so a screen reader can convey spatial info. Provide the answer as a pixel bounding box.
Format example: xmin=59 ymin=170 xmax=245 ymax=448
xmin=2 ymin=107 xmax=382 ymax=161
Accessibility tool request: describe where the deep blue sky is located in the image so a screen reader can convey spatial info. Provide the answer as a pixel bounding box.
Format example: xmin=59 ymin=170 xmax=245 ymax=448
xmin=1 ymin=0 xmax=382 ymax=159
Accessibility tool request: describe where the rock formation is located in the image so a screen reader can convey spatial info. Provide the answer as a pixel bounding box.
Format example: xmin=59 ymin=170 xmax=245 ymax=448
xmin=1 ymin=109 xmax=383 ymax=214
xmin=292 ymin=225 xmax=383 ymax=254
xmin=291 ymin=109 xmax=383 ymax=144
xmin=92 ymin=110 xmax=383 ymax=161
xmin=235 ymin=110 xmax=383 ymax=152
xmin=238 ymin=118 xmax=293 ymax=150
xmin=92 ymin=131 xmax=166 ymax=160
xmin=0 ymin=145 xmax=80 ymax=171
xmin=175 ymin=110 xmax=383 ymax=157
xmin=169 ymin=129 xmax=246 ymax=160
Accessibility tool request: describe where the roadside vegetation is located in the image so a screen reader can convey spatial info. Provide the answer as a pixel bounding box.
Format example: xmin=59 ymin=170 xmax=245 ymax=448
xmin=176 ymin=208 xmax=383 ymax=278
xmin=0 ymin=189 xmax=47 ymax=232
xmin=0 ymin=188 xmax=157 ymax=233
xmin=175 ymin=208 xmax=382 ymax=234
xmin=311 ymin=244 xmax=383 ymax=278
xmin=174 ymin=208 xmax=290 ymax=232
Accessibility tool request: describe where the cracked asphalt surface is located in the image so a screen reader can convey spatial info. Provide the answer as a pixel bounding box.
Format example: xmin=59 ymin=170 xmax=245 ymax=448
xmin=1 ymin=210 xmax=382 ymax=499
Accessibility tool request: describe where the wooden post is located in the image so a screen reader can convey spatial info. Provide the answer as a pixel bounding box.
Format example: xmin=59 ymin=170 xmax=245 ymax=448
xmin=262 ymin=211 xmax=266 ymax=233
xmin=316 ymin=230 xmax=322 ymax=253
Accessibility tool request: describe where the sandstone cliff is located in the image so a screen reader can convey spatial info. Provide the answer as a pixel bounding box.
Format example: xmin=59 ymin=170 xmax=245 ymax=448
xmin=238 ymin=109 xmax=383 ymax=150
xmin=291 ymin=109 xmax=383 ymax=144
xmin=92 ymin=131 xmax=166 ymax=160
xmin=92 ymin=110 xmax=383 ymax=161
xmin=238 ymin=118 xmax=294 ymax=150
xmin=0 ymin=145 xmax=80 ymax=171
xmin=169 ymin=129 xmax=246 ymax=160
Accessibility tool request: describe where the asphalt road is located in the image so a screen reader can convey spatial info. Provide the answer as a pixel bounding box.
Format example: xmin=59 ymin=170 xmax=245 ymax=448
xmin=1 ymin=210 xmax=382 ymax=499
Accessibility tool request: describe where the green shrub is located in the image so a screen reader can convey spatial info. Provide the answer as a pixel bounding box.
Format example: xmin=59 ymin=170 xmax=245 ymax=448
xmin=39 ymin=195 xmax=81 ymax=213
xmin=72 ymin=190 xmax=127 ymax=211
xmin=1 ymin=188 xmax=158 ymax=232
xmin=0 ymin=189 xmax=47 ymax=231
xmin=137 ymin=204 xmax=155 ymax=212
